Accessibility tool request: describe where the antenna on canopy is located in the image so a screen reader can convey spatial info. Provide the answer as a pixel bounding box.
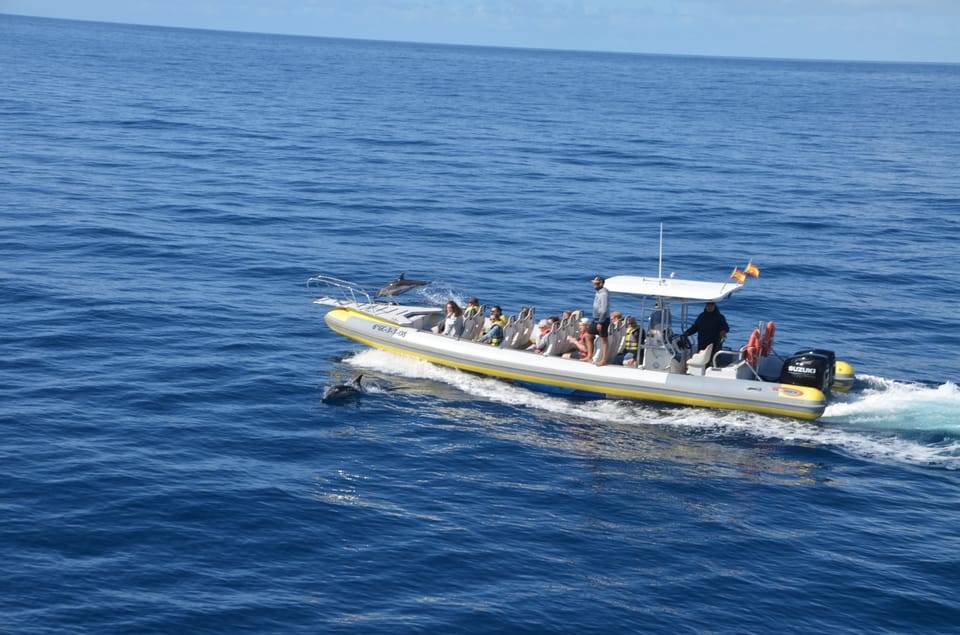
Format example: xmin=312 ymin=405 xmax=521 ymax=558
xmin=658 ymin=222 xmax=664 ymax=282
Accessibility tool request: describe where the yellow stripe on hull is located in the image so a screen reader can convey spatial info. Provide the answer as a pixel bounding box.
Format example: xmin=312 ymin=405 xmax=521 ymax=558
xmin=325 ymin=308 xmax=825 ymax=420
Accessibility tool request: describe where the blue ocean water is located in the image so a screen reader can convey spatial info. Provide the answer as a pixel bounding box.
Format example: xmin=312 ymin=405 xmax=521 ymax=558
xmin=2 ymin=13 xmax=960 ymax=633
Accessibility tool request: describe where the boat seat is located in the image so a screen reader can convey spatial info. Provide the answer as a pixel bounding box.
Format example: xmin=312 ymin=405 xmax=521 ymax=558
xmin=499 ymin=307 xmax=535 ymax=349
xmin=591 ymin=335 xmax=603 ymax=362
xmin=525 ymin=308 xmax=537 ymax=344
xmin=607 ymin=320 xmax=625 ymax=361
xmin=461 ymin=311 xmax=476 ymax=340
xmin=461 ymin=305 xmax=486 ymax=340
xmin=590 ymin=319 xmax=623 ymax=363
xmin=567 ymin=310 xmax=583 ymax=346
xmin=500 ymin=315 xmax=518 ymax=348
xmin=513 ymin=307 xmax=535 ymax=348
xmin=556 ymin=315 xmax=577 ymax=354
xmin=686 ymin=344 xmax=714 ymax=376
xmin=541 ymin=323 xmax=563 ymax=356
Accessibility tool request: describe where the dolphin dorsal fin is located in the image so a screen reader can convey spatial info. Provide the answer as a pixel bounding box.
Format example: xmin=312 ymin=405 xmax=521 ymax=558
xmin=353 ymin=374 xmax=364 ymax=387
xmin=398 ymin=272 xmax=405 ymax=280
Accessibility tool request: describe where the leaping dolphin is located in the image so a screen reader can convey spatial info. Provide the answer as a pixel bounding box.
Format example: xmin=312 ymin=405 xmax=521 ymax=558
xmin=322 ymin=374 xmax=365 ymax=404
xmin=376 ymin=272 xmax=431 ymax=298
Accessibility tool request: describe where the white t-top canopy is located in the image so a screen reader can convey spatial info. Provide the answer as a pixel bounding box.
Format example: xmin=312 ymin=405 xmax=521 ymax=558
xmin=604 ymin=276 xmax=744 ymax=302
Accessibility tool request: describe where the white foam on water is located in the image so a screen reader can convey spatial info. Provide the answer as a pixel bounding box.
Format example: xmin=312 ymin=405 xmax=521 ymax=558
xmin=345 ymin=350 xmax=960 ymax=469
xmin=416 ymin=283 xmax=463 ymax=308
xmin=825 ymin=375 xmax=960 ymax=426
xmin=357 ymin=378 xmax=392 ymax=394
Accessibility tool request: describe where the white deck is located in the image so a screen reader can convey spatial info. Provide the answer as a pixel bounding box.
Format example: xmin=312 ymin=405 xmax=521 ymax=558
xmin=313 ymin=297 xmax=442 ymax=327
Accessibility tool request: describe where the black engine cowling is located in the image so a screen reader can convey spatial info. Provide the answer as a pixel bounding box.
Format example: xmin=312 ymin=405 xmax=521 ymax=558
xmin=793 ymin=349 xmax=836 ymax=389
xmin=778 ymin=350 xmax=835 ymax=394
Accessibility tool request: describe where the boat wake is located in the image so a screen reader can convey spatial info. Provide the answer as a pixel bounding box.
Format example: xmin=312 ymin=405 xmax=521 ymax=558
xmin=824 ymin=374 xmax=959 ymax=426
xmin=345 ymin=350 xmax=960 ymax=469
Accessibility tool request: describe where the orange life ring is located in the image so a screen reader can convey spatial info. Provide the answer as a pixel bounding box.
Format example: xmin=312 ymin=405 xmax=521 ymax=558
xmin=745 ymin=328 xmax=762 ymax=366
xmin=761 ymin=321 xmax=776 ymax=357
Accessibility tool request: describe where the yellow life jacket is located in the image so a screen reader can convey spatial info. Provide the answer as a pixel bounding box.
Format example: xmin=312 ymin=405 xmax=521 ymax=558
xmin=625 ymin=326 xmax=640 ymax=352
xmin=484 ymin=316 xmax=506 ymax=346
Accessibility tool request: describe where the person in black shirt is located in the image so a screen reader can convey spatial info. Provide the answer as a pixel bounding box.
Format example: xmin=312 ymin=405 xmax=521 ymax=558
xmin=683 ymin=301 xmax=729 ymax=365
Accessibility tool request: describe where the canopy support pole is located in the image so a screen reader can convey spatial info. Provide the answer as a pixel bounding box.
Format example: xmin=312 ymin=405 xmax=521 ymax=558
xmin=658 ymin=222 xmax=663 ymax=282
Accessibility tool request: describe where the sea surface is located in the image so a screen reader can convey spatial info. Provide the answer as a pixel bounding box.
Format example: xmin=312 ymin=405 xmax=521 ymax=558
xmin=2 ymin=14 xmax=960 ymax=633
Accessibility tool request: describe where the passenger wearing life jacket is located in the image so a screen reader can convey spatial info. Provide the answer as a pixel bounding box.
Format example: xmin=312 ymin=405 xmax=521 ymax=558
xmin=682 ymin=301 xmax=729 ymax=367
xmin=478 ymin=305 xmax=507 ymax=346
xmin=621 ymin=316 xmax=644 ymax=366
xmin=463 ymin=297 xmax=481 ymax=318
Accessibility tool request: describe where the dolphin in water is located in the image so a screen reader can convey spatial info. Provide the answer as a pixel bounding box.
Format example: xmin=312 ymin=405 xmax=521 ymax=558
xmin=322 ymin=374 xmax=365 ymax=404
xmin=376 ymin=272 xmax=430 ymax=298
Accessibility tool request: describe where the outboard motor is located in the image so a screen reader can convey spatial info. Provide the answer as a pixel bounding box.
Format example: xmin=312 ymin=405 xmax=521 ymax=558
xmin=793 ymin=349 xmax=836 ymax=389
xmin=778 ymin=349 xmax=835 ymax=394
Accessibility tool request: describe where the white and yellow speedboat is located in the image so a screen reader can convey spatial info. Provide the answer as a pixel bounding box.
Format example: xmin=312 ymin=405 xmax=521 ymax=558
xmin=311 ymin=273 xmax=855 ymax=420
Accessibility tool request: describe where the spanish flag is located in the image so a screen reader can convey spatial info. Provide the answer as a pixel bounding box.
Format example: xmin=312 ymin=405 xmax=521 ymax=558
xmin=745 ymin=262 xmax=760 ymax=278
xmin=731 ymin=268 xmax=747 ymax=284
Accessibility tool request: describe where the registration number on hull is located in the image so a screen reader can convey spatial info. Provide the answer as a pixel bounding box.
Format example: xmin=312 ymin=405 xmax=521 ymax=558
xmin=371 ymin=323 xmax=407 ymax=338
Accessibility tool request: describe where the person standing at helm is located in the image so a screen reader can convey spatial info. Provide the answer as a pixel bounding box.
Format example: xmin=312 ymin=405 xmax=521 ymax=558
xmin=683 ymin=301 xmax=729 ymax=365
xmin=591 ymin=275 xmax=610 ymax=366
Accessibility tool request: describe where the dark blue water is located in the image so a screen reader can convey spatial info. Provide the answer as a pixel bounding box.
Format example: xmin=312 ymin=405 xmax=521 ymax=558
xmin=3 ymin=14 xmax=960 ymax=633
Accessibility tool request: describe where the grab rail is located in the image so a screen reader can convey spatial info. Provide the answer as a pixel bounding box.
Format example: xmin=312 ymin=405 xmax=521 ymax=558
xmin=713 ymin=348 xmax=763 ymax=381
xmin=307 ymin=274 xmax=377 ymax=305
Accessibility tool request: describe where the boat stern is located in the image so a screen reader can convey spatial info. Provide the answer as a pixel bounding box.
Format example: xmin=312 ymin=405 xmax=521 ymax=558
xmin=775 ymin=383 xmax=827 ymax=420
